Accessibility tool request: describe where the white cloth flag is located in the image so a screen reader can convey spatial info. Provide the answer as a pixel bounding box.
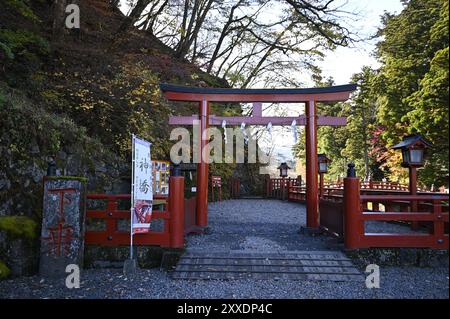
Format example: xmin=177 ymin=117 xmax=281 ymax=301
xmin=132 ymin=135 xmax=153 ymax=234
xmin=267 ymin=122 xmax=273 ymax=140
xmin=240 ymin=122 xmax=248 ymax=144
xmin=222 ymin=120 xmax=227 ymax=144
xmin=291 ymin=119 xmax=297 ymax=143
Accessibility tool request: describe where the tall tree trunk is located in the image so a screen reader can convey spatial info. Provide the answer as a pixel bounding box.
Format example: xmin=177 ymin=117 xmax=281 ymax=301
xmin=115 ymin=0 xmax=151 ymax=35
xmin=175 ymin=0 xmax=214 ymax=59
xmin=206 ymin=1 xmax=244 ymax=73
xmin=362 ymin=113 xmax=370 ymax=181
xmin=241 ymin=21 xmax=294 ymax=88
xmin=110 ymin=0 xmax=121 ymax=10
xmin=52 ymin=0 xmax=68 ymax=42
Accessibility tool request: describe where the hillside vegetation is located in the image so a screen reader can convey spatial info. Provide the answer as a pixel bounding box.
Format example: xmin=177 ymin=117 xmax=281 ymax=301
xmin=0 ymin=0 xmax=239 ymax=223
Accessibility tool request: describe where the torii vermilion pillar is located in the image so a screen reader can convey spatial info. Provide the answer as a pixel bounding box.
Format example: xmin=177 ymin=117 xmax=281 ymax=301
xmin=160 ymin=83 xmax=356 ymax=230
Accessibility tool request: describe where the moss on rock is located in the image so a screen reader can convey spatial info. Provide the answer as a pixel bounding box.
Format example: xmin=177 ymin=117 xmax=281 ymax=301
xmin=44 ymin=176 xmax=88 ymax=183
xmin=0 ymin=216 xmax=38 ymax=240
xmin=0 ymin=260 xmax=11 ymax=279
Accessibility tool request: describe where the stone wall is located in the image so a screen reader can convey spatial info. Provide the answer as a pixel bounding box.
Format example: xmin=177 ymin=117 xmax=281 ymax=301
xmin=346 ymin=248 xmax=449 ymax=268
xmin=0 ymin=155 xmax=130 ymax=278
xmin=84 ymin=246 xmax=184 ymax=270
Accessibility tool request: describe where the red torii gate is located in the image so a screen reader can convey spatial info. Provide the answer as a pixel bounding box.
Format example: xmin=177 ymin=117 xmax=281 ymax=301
xmin=160 ymin=83 xmax=357 ymax=231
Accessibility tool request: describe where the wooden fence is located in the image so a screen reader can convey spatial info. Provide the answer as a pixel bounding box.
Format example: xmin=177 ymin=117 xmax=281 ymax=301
xmin=266 ymin=177 xmax=300 ymax=200
xmin=85 ymin=176 xmax=186 ymax=248
xmin=285 ymin=178 xmax=449 ymax=249
xmin=344 ymin=178 xmax=448 ymax=249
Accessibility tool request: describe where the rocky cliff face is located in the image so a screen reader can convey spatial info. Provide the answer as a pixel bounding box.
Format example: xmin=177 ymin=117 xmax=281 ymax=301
xmin=0 ymin=0 xmax=239 ymax=277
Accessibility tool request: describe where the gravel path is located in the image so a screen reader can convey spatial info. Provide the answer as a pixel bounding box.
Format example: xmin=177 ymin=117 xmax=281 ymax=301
xmin=0 ymin=267 xmax=447 ymax=299
xmin=0 ymin=199 xmax=448 ymax=299
xmin=187 ymin=199 xmax=331 ymax=252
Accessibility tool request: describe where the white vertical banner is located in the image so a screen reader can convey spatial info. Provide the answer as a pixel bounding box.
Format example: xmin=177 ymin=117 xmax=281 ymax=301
xmin=131 ymin=135 xmax=153 ymax=235
xmin=291 ymin=119 xmax=297 ymax=143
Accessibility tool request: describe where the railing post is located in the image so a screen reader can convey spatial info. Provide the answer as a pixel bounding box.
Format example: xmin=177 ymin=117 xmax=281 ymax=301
xmin=169 ymin=175 xmax=185 ymax=248
xmin=282 ymin=178 xmax=287 ymax=200
xmin=433 ymin=199 xmax=445 ymax=248
xmin=287 ymin=178 xmax=293 ymax=201
xmin=106 ymin=198 xmax=118 ymax=241
xmin=344 ymin=163 xmax=362 ymax=250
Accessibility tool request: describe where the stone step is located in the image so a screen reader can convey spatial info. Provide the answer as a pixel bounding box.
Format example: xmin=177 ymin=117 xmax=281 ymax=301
xmin=182 ymin=250 xmax=351 ymax=261
xmin=178 ymin=258 xmax=355 ymax=267
xmin=171 ymin=250 xmax=363 ymax=282
xmin=176 ymin=264 xmax=360 ymax=274
xmin=171 ymin=271 xmax=363 ymax=281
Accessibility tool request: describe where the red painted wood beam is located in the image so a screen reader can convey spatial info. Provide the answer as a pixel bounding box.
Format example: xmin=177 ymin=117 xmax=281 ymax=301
xmin=169 ymin=115 xmax=347 ymax=126
xmin=360 ymin=233 xmax=448 ymax=249
xmin=305 ymin=99 xmax=319 ymax=228
xmin=196 ymin=99 xmax=209 ymax=228
xmin=163 ymin=91 xmax=353 ymax=102
xmin=362 ymin=212 xmax=449 ymax=222
xmin=159 ymin=83 xmax=357 ymax=103
xmin=360 ymin=194 xmax=448 ymax=201
xmin=252 ymin=102 xmax=262 ymax=117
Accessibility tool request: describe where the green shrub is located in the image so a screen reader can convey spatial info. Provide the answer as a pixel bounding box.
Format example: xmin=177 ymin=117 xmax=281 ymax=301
xmin=0 ymin=216 xmax=38 ymax=239
xmin=0 ymin=41 xmax=14 ymax=60
xmin=5 ymin=0 xmax=40 ymax=22
xmin=0 ymin=261 xmax=11 ymax=279
xmin=0 ymin=29 xmax=49 ymax=56
xmin=0 ymin=92 xmax=6 ymax=106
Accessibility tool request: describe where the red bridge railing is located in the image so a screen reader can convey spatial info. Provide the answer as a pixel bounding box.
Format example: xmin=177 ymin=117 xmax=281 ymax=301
xmin=344 ymin=177 xmax=449 ymax=249
xmin=266 ymin=177 xmax=300 ymax=200
xmin=286 ymin=177 xmax=449 ymax=249
xmin=85 ymin=176 xmax=186 ymax=248
xmin=324 ymin=180 xmax=416 ymax=192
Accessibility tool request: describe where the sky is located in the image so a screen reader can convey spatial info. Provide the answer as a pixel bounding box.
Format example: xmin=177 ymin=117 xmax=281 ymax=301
xmin=119 ymin=0 xmax=405 ymax=169
xmin=119 ymin=0 xmax=404 ymax=86
xmin=263 ymin=0 xmax=405 ymax=168
xmin=319 ymin=0 xmax=405 ymax=84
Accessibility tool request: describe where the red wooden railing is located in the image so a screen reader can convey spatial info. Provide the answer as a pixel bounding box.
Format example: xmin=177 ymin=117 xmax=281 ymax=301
xmin=210 ymin=176 xmax=222 ymax=202
xmin=184 ymin=197 xmax=198 ymax=235
xmin=286 ymin=178 xmax=449 ymax=249
xmin=231 ymin=177 xmax=241 ymax=198
xmin=344 ymin=178 xmax=449 ymax=249
xmin=324 ymin=180 xmax=419 ymax=192
xmin=85 ymin=176 xmax=186 ymax=248
xmin=267 ymin=177 xmax=300 ymax=200
xmin=287 ymin=185 xmax=307 ymax=202
xmin=85 ymin=194 xmax=172 ymax=247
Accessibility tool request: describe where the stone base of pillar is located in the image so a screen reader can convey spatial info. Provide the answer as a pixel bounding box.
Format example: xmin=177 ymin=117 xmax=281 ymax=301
xmin=39 ymin=177 xmax=87 ymax=278
xmin=123 ymin=258 xmax=138 ymax=277
xmin=200 ymin=226 xmax=212 ymax=235
xmin=299 ymin=226 xmax=323 ymax=237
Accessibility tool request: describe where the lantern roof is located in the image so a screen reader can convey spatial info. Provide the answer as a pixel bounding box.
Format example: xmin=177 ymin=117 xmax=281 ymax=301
xmin=392 ymin=134 xmax=432 ymax=150
xmin=318 ymin=153 xmax=331 ymax=162
xmin=277 ymin=162 xmax=291 ymax=169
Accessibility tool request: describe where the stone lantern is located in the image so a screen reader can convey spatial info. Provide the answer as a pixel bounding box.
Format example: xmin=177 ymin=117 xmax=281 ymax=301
xmin=392 ymin=134 xmax=432 ymax=228
xmin=392 ymin=134 xmax=431 ymax=168
xmin=318 ymin=154 xmax=331 ymax=197
xmin=278 ymin=162 xmax=290 ymax=178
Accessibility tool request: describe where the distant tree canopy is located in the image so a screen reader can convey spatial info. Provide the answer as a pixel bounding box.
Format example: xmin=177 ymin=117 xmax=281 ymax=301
xmin=374 ymin=0 xmax=449 ymax=186
xmin=112 ymin=0 xmax=357 ymax=88
xmin=293 ymin=0 xmax=449 ymax=188
xmin=3 ymin=0 xmax=447 ymax=188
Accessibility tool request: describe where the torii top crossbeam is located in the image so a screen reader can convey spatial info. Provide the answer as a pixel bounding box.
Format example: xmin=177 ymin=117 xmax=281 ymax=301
xmin=160 ymin=83 xmax=356 ymax=103
xmin=159 ymin=82 xmax=357 ymax=233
